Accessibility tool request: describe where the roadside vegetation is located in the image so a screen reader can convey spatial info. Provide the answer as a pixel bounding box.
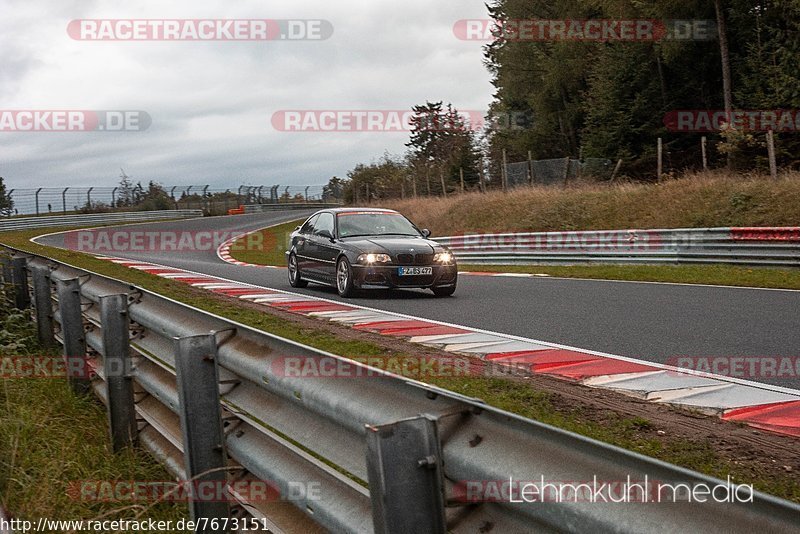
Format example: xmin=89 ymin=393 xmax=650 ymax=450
xmin=380 ymin=172 xmax=800 ymax=234
xmin=1 ymin=227 xmax=798 ymax=503
xmin=0 ymin=274 xmax=186 ymax=523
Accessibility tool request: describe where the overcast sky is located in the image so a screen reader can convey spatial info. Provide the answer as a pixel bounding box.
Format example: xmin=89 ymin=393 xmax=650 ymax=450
xmin=0 ymin=0 xmax=492 ymax=191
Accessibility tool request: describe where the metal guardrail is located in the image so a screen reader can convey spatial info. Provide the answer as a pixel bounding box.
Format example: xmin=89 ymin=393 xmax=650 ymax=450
xmin=0 ymin=210 xmax=203 ymax=232
xmin=1 ymin=247 xmax=799 ymax=533
xmin=435 ymin=227 xmax=800 ymax=267
xmin=241 ymin=203 xmax=341 ymax=214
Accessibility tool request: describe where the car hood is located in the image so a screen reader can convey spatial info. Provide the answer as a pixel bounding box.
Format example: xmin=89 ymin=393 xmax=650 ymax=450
xmin=343 ymin=237 xmax=439 ymax=255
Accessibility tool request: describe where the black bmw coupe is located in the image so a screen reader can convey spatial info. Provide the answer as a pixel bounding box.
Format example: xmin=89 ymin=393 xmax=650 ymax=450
xmin=286 ymin=208 xmax=457 ymax=297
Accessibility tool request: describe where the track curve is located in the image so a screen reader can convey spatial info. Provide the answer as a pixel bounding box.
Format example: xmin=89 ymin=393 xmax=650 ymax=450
xmin=34 ymin=211 xmax=800 ymax=389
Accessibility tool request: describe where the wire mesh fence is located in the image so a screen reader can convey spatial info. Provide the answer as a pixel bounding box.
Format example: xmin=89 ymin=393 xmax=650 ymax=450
xmin=505 ymin=157 xmax=614 ymax=188
xmin=6 ymin=184 xmax=327 ymax=216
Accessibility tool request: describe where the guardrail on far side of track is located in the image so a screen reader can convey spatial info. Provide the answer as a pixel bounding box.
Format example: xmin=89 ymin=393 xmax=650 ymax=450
xmin=434 ymin=227 xmax=800 ymax=267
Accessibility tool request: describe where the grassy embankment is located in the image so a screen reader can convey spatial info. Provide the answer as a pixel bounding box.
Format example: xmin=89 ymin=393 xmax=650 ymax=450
xmin=0 ymin=277 xmax=186 ymax=523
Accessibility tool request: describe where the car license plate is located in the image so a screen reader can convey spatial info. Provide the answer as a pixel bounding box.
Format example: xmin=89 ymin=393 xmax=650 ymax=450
xmin=398 ymin=267 xmax=432 ymax=276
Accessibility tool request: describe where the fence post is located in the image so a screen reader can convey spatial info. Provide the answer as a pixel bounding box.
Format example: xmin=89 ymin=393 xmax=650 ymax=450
xmin=657 ymin=138 xmax=663 ymax=181
xmin=10 ymin=256 xmax=30 ymax=310
xmin=87 ymin=187 xmax=94 ymax=210
xmin=111 ymin=187 xmax=118 ymax=208
xmin=174 ymin=334 xmax=230 ymax=525
xmin=35 ymin=187 xmax=42 ymax=215
xmin=501 ymin=149 xmax=508 ymax=191
xmin=767 ymin=129 xmax=777 ymax=180
xmin=62 ymin=187 xmax=69 ymax=214
xmin=305 ymin=186 xmax=310 ymax=201
xmin=100 ymin=294 xmax=137 ymax=451
xmin=459 ymin=168 xmax=464 ymax=194
xmin=30 ymin=264 xmax=56 ymax=347
xmin=366 ymin=415 xmax=446 ymax=534
xmin=56 ymin=278 xmax=91 ymax=395
xmin=610 ymin=159 xmax=623 ymax=181
xmin=562 ymin=157 xmax=571 ymax=187
xmin=527 ymin=150 xmax=534 ymax=185
xmin=701 ymin=136 xmax=708 ymax=171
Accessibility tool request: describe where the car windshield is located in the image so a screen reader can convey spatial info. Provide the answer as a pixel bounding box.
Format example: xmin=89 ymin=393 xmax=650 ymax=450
xmin=337 ymin=212 xmax=421 ymax=238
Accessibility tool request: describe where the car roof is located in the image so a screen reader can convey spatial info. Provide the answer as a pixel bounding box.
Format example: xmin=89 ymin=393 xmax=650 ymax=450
xmin=318 ymin=207 xmax=400 ymax=214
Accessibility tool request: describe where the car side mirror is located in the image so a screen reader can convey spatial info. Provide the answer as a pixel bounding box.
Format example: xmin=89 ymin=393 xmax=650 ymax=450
xmin=421 ymin=229 xmax=431 ymax=238
xmin=318 ymin=229 xmax=334 ymax=241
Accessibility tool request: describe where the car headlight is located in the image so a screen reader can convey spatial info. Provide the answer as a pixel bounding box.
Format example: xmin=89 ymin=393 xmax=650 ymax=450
xmin=434 ymin=252 xmax=453 ymax=264
xmin=357 ymin=253 xmax=391 ymax=264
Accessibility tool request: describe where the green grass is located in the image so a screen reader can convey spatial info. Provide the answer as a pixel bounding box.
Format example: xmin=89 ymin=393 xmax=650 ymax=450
xmin=227 ymin=219 xmax=301 ymax=266
xmin=0 ymin=287 xmax=186 ymax=524
xmin=2 ymin=227 xmax=799 ymax=503
xmin=459 ymin=263 xmax=800 ymax=289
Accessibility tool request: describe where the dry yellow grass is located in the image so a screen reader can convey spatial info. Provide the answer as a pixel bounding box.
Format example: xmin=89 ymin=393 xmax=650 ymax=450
xmin=378 ymin=171 xmax=800 ymax=236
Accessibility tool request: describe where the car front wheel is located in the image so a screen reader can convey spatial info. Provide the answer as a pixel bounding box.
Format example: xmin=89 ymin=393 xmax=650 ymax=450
xmin=336 ymin=257 xmax=355 ymax=297
xmin=288 ymin=253 xmax=308 ymax=288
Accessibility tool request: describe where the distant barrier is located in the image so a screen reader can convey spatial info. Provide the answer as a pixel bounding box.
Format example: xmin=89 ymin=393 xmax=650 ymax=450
xmin=0 ymin=210 xmax=203 ymax=232
xmin=435 ymin=227 xmax=800 ymax=267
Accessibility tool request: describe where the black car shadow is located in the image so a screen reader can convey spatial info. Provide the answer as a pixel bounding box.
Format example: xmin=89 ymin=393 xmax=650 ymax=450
xmin=303 ymin=283 xmax=444 ymax=300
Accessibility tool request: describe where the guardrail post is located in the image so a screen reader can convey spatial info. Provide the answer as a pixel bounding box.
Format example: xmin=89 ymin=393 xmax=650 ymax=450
xmin=101 ymin=294 xmax=137 ymax=451
xmin=11 ymin=256 xmax=30 ymax=310
xmin=30 ymin=265 xmax=56 ymax=347
xmin=0 ymin=255 xmax=11 ymax=288
xmin=174 ymin=334 xmax=230 ymax=526
xmin=56 ymin=278 xmax=91 ymax=395
xmin=366 ymin=416 xmax=446 ymax=534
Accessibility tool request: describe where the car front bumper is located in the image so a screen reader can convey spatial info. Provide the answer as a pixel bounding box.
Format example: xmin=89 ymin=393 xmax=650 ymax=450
xmin=351 ymin=263 xmax=457 ymax=289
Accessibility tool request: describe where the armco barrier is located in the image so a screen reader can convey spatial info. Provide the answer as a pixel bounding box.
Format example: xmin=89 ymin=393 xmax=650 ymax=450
xmin=1 ymin=248 xmax=799 ymax=532
xmin=241 ymin=203 xmax=340 ymax=214
xmin=434 ymin=227 xmax=800 ymax=267
xmin=0 ymin=210 xmax=203 ymax=232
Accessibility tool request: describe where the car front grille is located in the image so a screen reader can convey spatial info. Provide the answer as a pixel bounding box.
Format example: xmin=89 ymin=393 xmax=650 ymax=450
xmin=396 ymin=253 xmax=434 ymax=265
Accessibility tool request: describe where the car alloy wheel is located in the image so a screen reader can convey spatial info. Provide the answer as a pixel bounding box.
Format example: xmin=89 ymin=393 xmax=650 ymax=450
xmin=336 ymin=257 xmax=354 ymax=297
xmin=288 ymin=253 xmax=308 ymax=288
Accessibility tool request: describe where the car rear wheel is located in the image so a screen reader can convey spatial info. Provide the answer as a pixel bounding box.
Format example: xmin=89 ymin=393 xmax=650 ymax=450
xmin=288 ymin=253 xmax=308 ymax=288
xmin=432 ymin=285 xmax=456 ymax=297
xmin=336 ymin=257 xmax=355 ymax=297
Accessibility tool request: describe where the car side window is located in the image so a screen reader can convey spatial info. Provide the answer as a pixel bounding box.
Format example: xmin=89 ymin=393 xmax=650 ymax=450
xmin=300 ymin=215 xmax=319 ymax=234
xmin=313 ymin=213 xmax=335 ymax=237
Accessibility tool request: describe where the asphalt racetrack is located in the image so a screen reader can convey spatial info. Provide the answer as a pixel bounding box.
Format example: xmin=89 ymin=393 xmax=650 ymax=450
xmin=35 ymin=210 xmax=800 ymax=389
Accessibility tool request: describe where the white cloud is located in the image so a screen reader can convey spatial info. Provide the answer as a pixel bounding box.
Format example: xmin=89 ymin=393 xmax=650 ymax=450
xmin=0 ymin=0 xmax=492 ymax=190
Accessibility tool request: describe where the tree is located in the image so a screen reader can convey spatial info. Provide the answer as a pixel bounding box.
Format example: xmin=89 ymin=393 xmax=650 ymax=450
xmin=323 ymin=176 xmax=345 ymax=201
xmin=406 ymin=102 xmax=481 ymax=195
xmin=117 ymin=169 xmax=135 ymax=207
xmin=0 ymin=177 xmax=13 ymax=217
